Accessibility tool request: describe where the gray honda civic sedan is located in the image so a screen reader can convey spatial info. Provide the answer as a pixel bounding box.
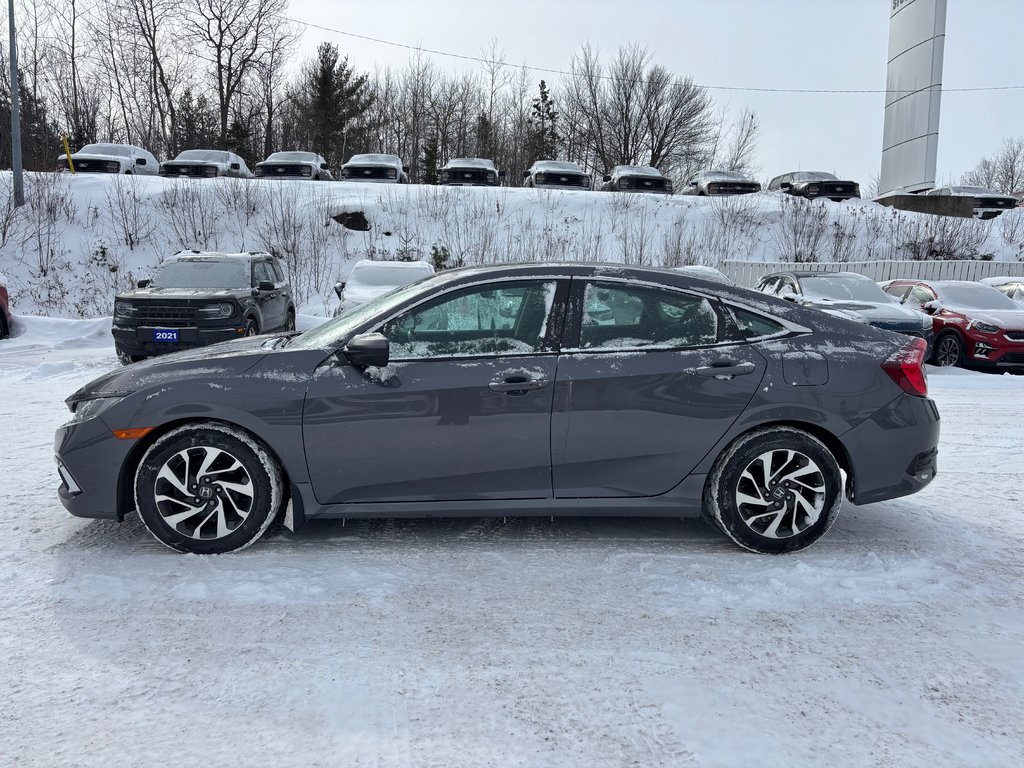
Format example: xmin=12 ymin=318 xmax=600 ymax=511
xmin=55 ymin=263 xmax=940 ymax=555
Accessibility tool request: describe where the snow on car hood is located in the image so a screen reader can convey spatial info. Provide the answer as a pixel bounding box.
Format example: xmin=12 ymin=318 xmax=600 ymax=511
xmin=342 ymin=283 xmax=396 ymax=307
xmin=59 ymin=152 xmax=126 ymax=165
xmin=118 ymin=287 xmax=245 ymax=300
xmin=954 ymin=308 xmax=1024 ymax=329
xmin=802 ymin=298 xmax=923 ymax=325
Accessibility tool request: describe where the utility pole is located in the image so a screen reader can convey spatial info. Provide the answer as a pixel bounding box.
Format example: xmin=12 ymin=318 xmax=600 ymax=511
xmin=8 ymin=0 xmax=24 ymax=206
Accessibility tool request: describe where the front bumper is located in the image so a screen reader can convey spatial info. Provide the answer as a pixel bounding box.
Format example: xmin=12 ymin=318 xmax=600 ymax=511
xmin=112 ymin=323 xmax=246 ymax=358
xmin=841 ymin=394 xmax=940 ymax=505
xmin=55 ymin=411 xmax=136 ymax=520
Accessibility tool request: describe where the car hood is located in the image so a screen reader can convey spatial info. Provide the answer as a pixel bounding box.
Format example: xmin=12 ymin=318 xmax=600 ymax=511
xmin=118 ymin=287 xmax=246 ymax=300
xmin=163 ymin=159 xmax=225 ymax=168
xmin=67 ymin=336 xmax=280 ymax=403
xmin=59 ymin=152 xmax=127 ymax=164
xmin=952 ymin=308 xmax=1024 ymax=328
xmin=343 ymin=283 xmax=395 ymax=306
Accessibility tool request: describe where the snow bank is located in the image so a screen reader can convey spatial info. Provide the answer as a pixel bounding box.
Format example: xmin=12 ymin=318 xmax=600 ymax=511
xmin=1 ymin=171 xmax=1022 ymax=320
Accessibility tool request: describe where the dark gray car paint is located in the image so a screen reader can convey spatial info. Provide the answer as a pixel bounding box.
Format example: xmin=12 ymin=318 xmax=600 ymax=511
xmin=56 ymin=263 xmax=939 ymax=527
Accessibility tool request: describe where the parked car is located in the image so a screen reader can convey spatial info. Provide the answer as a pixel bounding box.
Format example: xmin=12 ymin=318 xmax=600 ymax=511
xmin=882 ymin=279 xmax=1024 ymax=370
xmin=671 ymin=265 xmax=733 ymax=284
xmin=339 ymin=153 xmax=409 ymax=184
xmin=57 ymin=263 xmax=939 ymax=556
xmin=599 ymin=165 xmax=673 ymax=194
xmin=160 ymin=150 xmax=252 ymax=179
xmin=111 ymin=251 xmax=295 ymax=364
xmin=767 ymin=171 xmax=859 ymax=202
xmin=980 ymin=276 xmax=1024 ymax=305
xmin=254 ymin=152 xmax=332 ymax=180
xmin=437 ymin=158 xmax=503 ymax=186
xmin=523 ymin=161 xmax=591 ymax=190
xmin=756 ymin=271 xmax=932 ymax=347
xmin=0 ymin=269 xmax=11 ymax=339
xmin=923 ymin=186 xmax=1020 ymax=220
xmin=58 ymin=143 xmax=159 ymax=175
xmin=681 ymin=170 xmax=760 ymax=196
xmin=334 ymin=259 xmax=435 ymax=316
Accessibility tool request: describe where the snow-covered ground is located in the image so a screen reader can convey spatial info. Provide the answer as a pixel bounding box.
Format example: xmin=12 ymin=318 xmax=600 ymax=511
xmin=2 ymin=317 xmax=1023 ymax=767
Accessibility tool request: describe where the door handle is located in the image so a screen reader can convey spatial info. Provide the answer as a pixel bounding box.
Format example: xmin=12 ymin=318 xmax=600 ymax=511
xmin=694 ymin=360 xmax=757 ymax=379
xmin=488 ymin=377 xmax=549 ymax=395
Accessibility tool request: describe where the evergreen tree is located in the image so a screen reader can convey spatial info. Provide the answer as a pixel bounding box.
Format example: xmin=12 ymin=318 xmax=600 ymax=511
xmin=420 ymin=134 xmax=439 ymax=184
xmin=527 ymin=80 xmax=559 ymax=163
xmin=0 ymin=72 xmax=60 ymax=171
xmin=224 ymin=118 xmax=254 ymax=166
xmin=173 ymin=88 xmax=219 ymax=154
xmin=290 ymin=42 xmax=373 ymax=167
xmin=475 ymin=112 xmax=494 ymax=159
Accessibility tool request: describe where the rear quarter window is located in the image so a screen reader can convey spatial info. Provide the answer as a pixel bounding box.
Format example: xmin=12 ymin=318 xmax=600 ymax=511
xmin=729 ymin=307 xmax=786 ymax=340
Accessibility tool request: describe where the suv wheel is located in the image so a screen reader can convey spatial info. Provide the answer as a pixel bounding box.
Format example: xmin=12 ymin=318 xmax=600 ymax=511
xmin=244 ymin=318 xmax=259 ymax=337
xmin=134 ymin=423 xmax=283 ymax=554
xmin=117 ymin=349 xmax=142 ymax=365
xmin=285 ymin=310 xmax=296 ymax=332
xmin=705 ymin=427 xmax=843 ymax=554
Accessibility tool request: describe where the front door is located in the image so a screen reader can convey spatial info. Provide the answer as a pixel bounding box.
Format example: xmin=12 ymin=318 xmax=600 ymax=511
xmin=552 ymin=279 xmax=765 ymax=498
xmin=252 ymin=260 xmax=286 ymax=330
xmin=303 ymin=279 xmax=566 ymax=504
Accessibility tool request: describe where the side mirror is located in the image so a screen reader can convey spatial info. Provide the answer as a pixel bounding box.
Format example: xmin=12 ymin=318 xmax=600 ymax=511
xmin=230 ymin=162 xmax=240 ymax=170
xmin=334 ymin=281 xmax=345 ymax=299
xmin=136 ymin=278 xmax=151 ymax=288
xmin=402 ymin=164 xmax=410 ymax=174
xmin=257 ymin=280 xmax=275 ymax=292
xmin=922 ymin=300 xmax=942 ymax=314
xmin=498 ymin=170 xmax=506 ymax=178
xmin=343 ymin=332 xmax=389 ymax=368
xmin=320 ymin=163 xmax=329 ymax=170
xmin=602 ymin=175 xmax=611 ymax=182
xmin=780 ymin=182 xmax=792 ymax=190
xmin=523 ymin=170 xmax=530 ymax=178
xmin=136 ymin=157 xmax=147 ymax=166
xmin=782 ymin=292 xmax=799 ymax=302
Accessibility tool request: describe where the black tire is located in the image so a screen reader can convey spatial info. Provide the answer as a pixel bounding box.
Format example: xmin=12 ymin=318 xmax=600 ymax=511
xmin=134 ymin=423 xmax=283 ymax=554
xmin=284 ymin=310 xmax=296 ymax=332
xmin=116 ymin=348 xmax=143 ymax=365
xmin=243 ymin=318 xmax=259 ymax=336
xmin=932 ymin=333 xmax=963 ymax=367
xmin=0 ymin=313 xmax=8 ymax=340
xmin=704 ymin=427 xmax=843 ymax=554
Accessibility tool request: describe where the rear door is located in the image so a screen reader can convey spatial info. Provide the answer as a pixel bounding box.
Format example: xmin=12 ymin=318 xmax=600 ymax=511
xmin=551 ymin=279 xmax=766 ymax=498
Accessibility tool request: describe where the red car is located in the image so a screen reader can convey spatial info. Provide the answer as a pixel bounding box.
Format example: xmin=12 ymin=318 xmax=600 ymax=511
xmin=882 ymin=279 xmax=1024 ymax=370
xmin=0 ymin=275 xmax=11 ymax=339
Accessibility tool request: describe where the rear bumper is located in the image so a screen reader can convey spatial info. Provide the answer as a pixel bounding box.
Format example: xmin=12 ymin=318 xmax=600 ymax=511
xmin=112 ymin=323 xmax=246 ymax=358
xmin=841 ymin=394 xmax=940 ymax=505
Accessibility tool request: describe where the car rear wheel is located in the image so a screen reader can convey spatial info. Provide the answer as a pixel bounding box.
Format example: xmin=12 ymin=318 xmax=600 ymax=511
xmin=705 ymin=427 xmax=843 ymax=554
xmin=933 ymin=333 xmax=963 ymax=367
xmin=134 ymin=423 xmax=283 ymax=554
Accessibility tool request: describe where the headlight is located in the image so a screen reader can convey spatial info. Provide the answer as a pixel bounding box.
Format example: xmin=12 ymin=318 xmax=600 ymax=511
xmin=115 ymin=301 xmax=136 ymax=317
xmin=387 ymin=168 xmax=398 ymax=178
xmin=255 ymin=167 xmax=265 ymax=176
xmin=582 ymin=176 xmax=591 ymax=187
xmin=970 ymin=320 xmax=1000 ymax=333
xmin=535 ymin=173 xmax=546 ymax=183
xmin=205 ymin=166 xmax=218 ymax=177
xmin=106 ymin=161 xmax=120 ymax=172
xmin=487 ymin=172 xmax=496 ymax=182
xmin=198 ymin=303 xmax=235 ymax=318
xmin=807 ymin=185 xmax=820 ymax=194
xmin=301 ymin=167 xmax=312 ymax=177
xmin=68 ymin=396 xmax=124 ymax=423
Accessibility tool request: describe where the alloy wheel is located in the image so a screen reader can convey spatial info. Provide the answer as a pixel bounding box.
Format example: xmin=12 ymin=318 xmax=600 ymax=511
xmin=734 ymin=449 xmax=826 ymax=539
xmin=935 ymin=336 xmax=961 ymax=367
xmin=153 ymin=445 xmax=255 ymax=540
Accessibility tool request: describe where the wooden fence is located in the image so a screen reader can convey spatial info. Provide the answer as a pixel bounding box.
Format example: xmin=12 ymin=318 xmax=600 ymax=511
xmin=720 ymin=259 xmax=1024 ymax=287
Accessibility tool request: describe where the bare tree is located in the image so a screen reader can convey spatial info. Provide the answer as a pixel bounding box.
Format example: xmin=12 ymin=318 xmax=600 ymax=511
xmin=962 ymin=137 xmax=1024 ymax=195
xmin=187 ymin=0 xmax=289 ymax=142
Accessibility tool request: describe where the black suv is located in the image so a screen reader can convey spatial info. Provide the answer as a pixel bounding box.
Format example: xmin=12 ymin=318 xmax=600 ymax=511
xmin=112 ymin=252 xmax=295 ymax=364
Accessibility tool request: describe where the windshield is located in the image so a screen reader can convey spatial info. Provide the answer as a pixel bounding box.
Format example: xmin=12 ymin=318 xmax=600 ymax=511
xmin=614 ymin=166 xmax=661 ymax=176
xmin=534 ymin=161 xmax=583 ymax=173
xmin=792 ymin=171 xmax=838 ymax=182
xmin=347 ymin=154 xmax=398 ymax=165
xmin=80 ymin=144 xmax=131 ymax=157
xmin=701 ymin=171 xmax=748 ymax=181
xmin=350 ymin=263 xmax=432 ymax=288
xmin=800 ymin=275 xmax=889 ymax=302
xmin=935 ymin=283 xmax=1017 ymax=310
xmin=950 ymin=186 xmax=997 ymax=196
xmin=151 ymin=259 xmax=249 ymax=290
xmin=266 ymin=152 xmax=316 ymax=163
xmin=177 ymin=150 xmax=230 ymax=163
xmin=291 ymin=279 xmax=439 ymax=349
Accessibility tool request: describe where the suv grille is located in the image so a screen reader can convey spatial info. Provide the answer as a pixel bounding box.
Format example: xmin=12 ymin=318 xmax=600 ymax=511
xmin=138 ymin=305 xmax=197 ymax=327
xmin=345 ymin=166 xmax=393 ymax=180
xmin=163 ymin=163 xmax=215 ymax=178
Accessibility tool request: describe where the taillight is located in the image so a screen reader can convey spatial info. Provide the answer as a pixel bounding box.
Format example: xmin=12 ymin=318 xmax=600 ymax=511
xmin=882 ymin=337 xmax=928 ymax=397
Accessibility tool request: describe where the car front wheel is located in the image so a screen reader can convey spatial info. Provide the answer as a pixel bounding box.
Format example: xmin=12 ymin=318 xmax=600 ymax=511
xmin=705 ymin=427 xmax=843 ymax=554
xmin=134 ymin=423 xmax=284 ymax=554
xmin=933 ymin=333 xmax=963 ymax=367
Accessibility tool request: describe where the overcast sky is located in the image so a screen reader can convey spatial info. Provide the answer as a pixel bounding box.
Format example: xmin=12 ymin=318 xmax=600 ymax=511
xmin=288 ymin=0 xmax=1022 ymax=186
